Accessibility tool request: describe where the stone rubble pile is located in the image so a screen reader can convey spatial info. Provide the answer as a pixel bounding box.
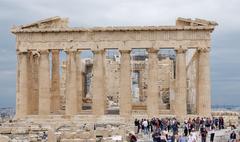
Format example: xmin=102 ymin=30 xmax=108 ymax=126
xmin=0 ymin=120 xmax=133 ymax=142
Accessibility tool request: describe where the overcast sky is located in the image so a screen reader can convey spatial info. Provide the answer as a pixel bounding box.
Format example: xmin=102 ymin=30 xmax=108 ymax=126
xmin=0 ymin=0 xmax=240 ymax=107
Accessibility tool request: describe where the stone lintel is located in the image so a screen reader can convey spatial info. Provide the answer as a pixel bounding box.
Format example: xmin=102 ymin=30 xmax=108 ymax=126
xmin=17 ymin=40 xmax=210 ymax=51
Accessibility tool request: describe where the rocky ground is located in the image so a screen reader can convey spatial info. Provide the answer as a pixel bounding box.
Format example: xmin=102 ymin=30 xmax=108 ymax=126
xmin=0 ymin=111 xmax=239 ymax=142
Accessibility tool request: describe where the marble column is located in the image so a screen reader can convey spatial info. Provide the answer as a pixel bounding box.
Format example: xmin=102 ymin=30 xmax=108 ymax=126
xmin=76 ymin=50 xmax=83 ymax=112
xmin=119 ymin=49 xmax=132 ymax=117
xmin=197 ymin=47 xmax=211 ymax=117
xmin=65 ymin=50 xmax=79 ymax=115
xmin=169 ymin=79 xmax=176 ymax=114
xmin=38 ymin=50 xmax=51 ymax=115
xmin=16 ymin=51 xmax=29 ymax=118
xmin=147 ymin=48 xmax=160 ymax=117
xmin=92 ymin=49 xmax=105 ymax=116
xmin=27 ymin=52 xmax=34 ymax=114
xmin=51 ymin=49 xmax=60 ymax=114
xmin=138 ymin=70 xmax=143 ymax=102
xmin=175 ymin=46 xmax=187 ymax=118
xmin=32 ymin=52 xmax=40 ymax=114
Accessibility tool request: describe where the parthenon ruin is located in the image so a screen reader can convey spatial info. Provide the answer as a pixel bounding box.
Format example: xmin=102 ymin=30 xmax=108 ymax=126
xmin=11 ymin=17 xmax=218 ymax=120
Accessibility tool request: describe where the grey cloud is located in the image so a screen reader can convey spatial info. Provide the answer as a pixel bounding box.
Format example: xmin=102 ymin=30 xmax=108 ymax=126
xmin=0 ymin=0 xmax=240 ymax=107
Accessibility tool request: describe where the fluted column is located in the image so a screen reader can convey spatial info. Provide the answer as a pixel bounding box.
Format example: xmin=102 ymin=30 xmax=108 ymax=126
xmin=138 ymin=70 xmax=143 ymax=102
xmin=119 ymin=49 xmax=132 ymax=117
xmin=16 ymin=51 xmax=29 ymax=118
xmin=175 ymin=46 xmax=187 ymax=118
xmin=30 ymin=51 xmax=40 ymax=114
xmin=76 ymin=50 xmax=83 ymax=112
xmin=27 ymin=52 xmax=34 ymax=114
xmin=51 ymin=49 xmax=60 ymax=114
xmin=197 ymin=47 xmax=211 ymax=117
xmin=92 ymin=49 xmax=106 ymax=116
xmin=146 ymin=48 xmax=160 ymax=117
xmin=65 ymin=50 xmax=79 ymax=115
xmin=38 ymin=50 xmax=51 ymax=115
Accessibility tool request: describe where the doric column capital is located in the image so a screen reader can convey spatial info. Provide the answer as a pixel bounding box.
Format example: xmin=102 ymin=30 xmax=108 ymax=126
xmin=147 ymin=48 xmax=158 ymax=53
xmin=175 ymin=46 xmax=187 ymax=54
xmin=51 ymin=49 xmax=60 ymax=53
xmin=39 ymin=49 xmax=50 ymax=54
xmin=198 ymin=46 xmax=210 ymax=53
xmin=119 ymin=49 xmax=131 ymax=54
xmin=76 ymin=49 xmax=82 ymax=54
xmin=30 ymin=49 xmax=40 ymax=58
xmin=16 ymin=50 xmax=28 ymax=55
xmin=92 ymin=49 xmax=104 ymax=54
xmin=64 ymin=48 xmax=77 ymax=54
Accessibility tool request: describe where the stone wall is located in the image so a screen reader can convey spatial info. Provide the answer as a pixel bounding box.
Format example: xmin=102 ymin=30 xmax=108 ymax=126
xmin=212 ymin=111 xmax=240 ymax=126
xmin=59 ymin=55 xmax=174 ymax=113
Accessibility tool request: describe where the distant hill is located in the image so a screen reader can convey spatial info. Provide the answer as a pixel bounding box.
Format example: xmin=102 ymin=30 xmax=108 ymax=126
xmin=212 ymin=105 xmax=240 ymax=111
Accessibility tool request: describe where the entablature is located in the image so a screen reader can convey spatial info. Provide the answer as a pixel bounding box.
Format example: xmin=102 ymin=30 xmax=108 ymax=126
xmin=12 ymin=17 xmax=216 ymax=52
xmin=17 ymin=40 xmax=210 ymax=52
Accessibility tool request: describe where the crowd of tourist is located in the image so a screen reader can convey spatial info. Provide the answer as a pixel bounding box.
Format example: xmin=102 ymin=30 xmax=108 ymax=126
xmin=128 ymin=116 xmax=238 ymax=142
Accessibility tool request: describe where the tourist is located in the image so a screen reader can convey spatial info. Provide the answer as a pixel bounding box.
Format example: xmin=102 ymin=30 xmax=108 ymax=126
xmin=172 ymin=119 xmax=179 ymax=135
xmin=140 ymin=119 xmax=144 ymax=132
xmin=178 ymin=133 xmax=188 ymax=142
xmin=147 ymin=119 xmax=151 ymax=132
xmin=170 ymin=134 xmax=179 ymax=142
xmin=134 ymin=119 xmax=140 ymax=134
xmin=152 ymin=129 xmax=161 ymax=142
xmin=200 ymin=126 xmax=208 ymax=142
xmin=191 ymin=128 xmax=198 ymax=142
xmin=188 ymin=132 xmax=197 ymax=142
xmin=42 ymin=131 xmax=48 ymax=140
xmin=160 ymin=131 xmax=167 ymax=142
xmin=183 ymin=121 xmax=188 ymax=136
xmin=167 ymin=119 xmax=171 ymax=132
xmin=230 ymin=131 xmax=237 ymax=142
xmin=157 ymin=118 xmax=161 ymax=131
xmin=213 ymin=117 xmax=219 ymax=129
xmin=142 ymin=119 xmax=148 ymax=135
xmin=219 ymin=117 xmax=224 ymax=129
xmin=133 ymin=116 xmax=227 ymax=141
xmin=195 ymin=117 xmax=200 ymax=131
xmin=205 ymin=118 xmax=211 ymax=131
xmin=128 ymin=132 xmax=137 ymax=142
xmin=209 ymin=126 xmax=215 ymax=142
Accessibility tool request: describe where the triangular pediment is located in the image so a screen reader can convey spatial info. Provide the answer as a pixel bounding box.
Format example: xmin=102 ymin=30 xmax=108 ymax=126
xmin=14 ymin=16 xmax=69 ymax=30
xmin=176 ymin=17 xmax=218 ymax=26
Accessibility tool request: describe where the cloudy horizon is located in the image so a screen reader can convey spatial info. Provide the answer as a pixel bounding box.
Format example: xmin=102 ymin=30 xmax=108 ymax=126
xmin=0 ymin=0 xmax=240 ymax=107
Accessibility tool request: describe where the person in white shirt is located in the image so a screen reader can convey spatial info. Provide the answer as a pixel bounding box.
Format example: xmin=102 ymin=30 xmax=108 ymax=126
xmin=142 ymin=119 xmax=148 ymax=135
xmin=209 ymin=127 xmax=215 ymax=142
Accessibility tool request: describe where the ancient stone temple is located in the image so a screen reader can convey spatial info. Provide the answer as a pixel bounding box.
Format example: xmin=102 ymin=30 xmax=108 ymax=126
xmin=11 ymin=17 xmax=217 ymax=120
